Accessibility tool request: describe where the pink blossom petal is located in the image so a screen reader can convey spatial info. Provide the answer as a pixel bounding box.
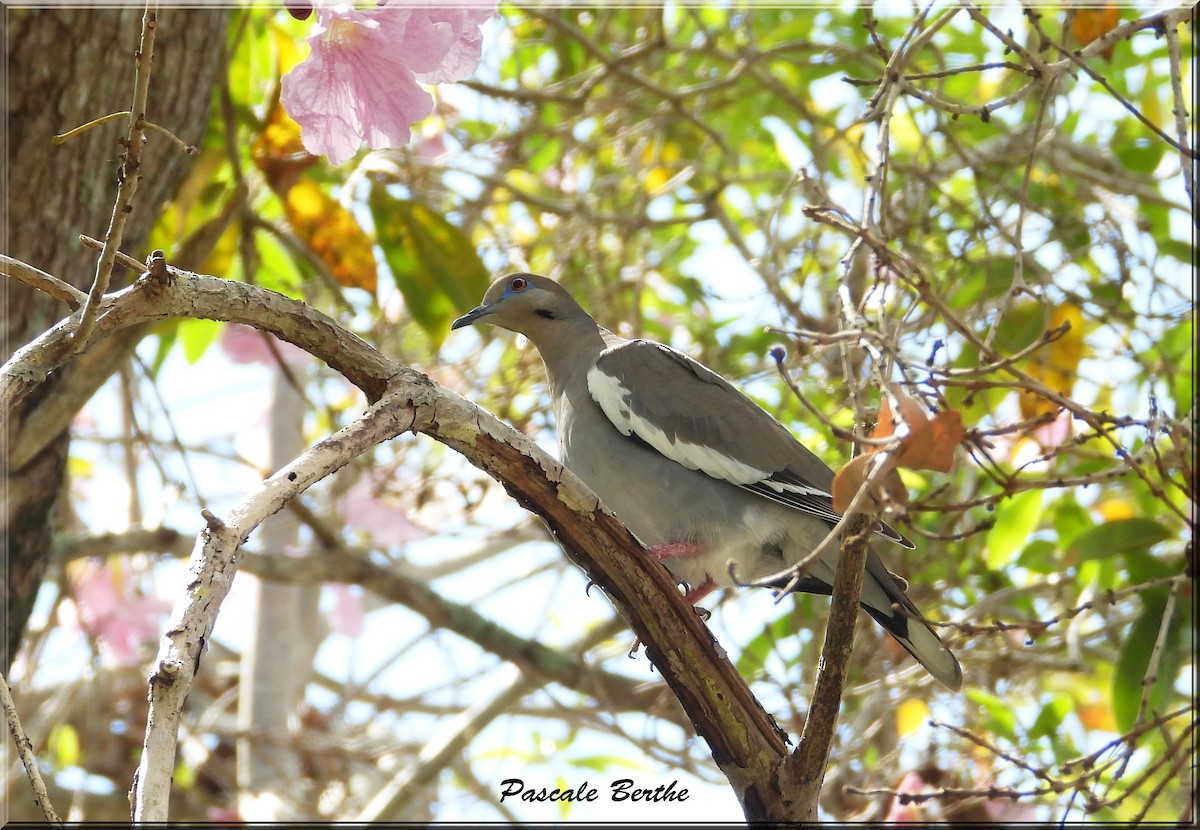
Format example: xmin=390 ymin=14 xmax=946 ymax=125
xmin=1031 ymin=410 xmax=1073 ymax=449
xmin=413 ymin=131 xmax=450 ymax=161
xmin=220 ymin=323 xmax=310 ymax=366
xmin=327 ymin=584 xmax=364 ymax=637
xmin=340 ymin=476 xmax=428 ymax=547
xmin=409 ymin=8 xmax=493 ymax=83
xmin=70 ymin=562 xmax=172 ymax=667
xmin=884 ymin=771 xmax=927 ymax=822
xmin=281 ymin=3 xmax=492 ymax=165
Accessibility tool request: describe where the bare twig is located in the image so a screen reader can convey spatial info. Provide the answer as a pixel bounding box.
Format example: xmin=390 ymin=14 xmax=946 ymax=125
xmin=1163 ymin=17 xmax=1196 ymax=217
xmin=1135 ymin=578 xmax=1181 ymax=726
xmin=0 ymin=254 xmax=88 ymax=309
xmin=1 ymin=669 xmax=63 ymax=825
xmin=79 ymin=232 xmax=164 ymax=273
xmin=71 ymin=5 xmax=159 ymax=351
xmin=132 ymin=388 xmax=424 ymax=821
xmin=357 ymin=668 xmax=537 ymax=821
xmin=54 ymin=110 xmax=195 ymax=155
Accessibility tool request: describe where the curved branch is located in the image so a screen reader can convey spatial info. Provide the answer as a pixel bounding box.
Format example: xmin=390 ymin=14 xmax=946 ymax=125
xmin=3 ymin=266 xmax=793 ymax=821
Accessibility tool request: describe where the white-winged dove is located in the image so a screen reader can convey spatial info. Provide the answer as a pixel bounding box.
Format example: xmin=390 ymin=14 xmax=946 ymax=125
xmin=452 ymin=274 xmax=963 ymax=690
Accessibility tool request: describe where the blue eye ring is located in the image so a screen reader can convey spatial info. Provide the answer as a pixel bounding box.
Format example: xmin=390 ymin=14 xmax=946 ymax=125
xmin=509 ymin=276 xmax=528 ymax=293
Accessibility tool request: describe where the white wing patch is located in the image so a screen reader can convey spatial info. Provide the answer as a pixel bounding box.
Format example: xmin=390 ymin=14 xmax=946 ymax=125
xmin=761 ymin=479 xmax=829 ymax=499
xmin=587 ymin=365 xmax=770 ymax=486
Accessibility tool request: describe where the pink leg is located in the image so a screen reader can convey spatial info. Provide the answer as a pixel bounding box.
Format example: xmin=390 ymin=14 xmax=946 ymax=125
xmin=683 ymin=577 xmax=716 ymax=605
xmin=649 ymin=541 xmax=705 ymax=561
xmin=648 ymin=541 xmax=714 ymax=605
xmin=627 ymin=565 xmax=716 ymax=658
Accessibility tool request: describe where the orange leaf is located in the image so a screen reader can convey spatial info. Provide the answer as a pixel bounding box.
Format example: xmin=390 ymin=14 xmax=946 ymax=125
xmin=831 ymin=452 xmax=908 ymax=514
xmin=284 ymin=179 xmax=378 ymax=292
xmin=1077 ymin=700 xmax=1116 ymax=732
xmin=833 ymin=385 xmax=963 ymax=513
xmin=1070 ymin=5 xmax=1120 ymax=60
xmin=253 ymin=98 xmax=316 ymax=193
xmin=1018 ymin=302 xmax=1085 ymax=423
xmin=876 ymin=384 xmax=964 ymax=473
xmin=909 ymin=408 xmax=964 ymax=473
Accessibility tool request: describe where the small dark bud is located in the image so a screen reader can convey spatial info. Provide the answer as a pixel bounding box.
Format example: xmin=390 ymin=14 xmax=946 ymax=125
xmin=286 ymin=1 xmax=313 ymax=21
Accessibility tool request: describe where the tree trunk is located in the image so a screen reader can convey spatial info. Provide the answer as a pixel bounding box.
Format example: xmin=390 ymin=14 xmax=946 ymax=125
xmin=2 ymin=7 xmax=231 ymax=671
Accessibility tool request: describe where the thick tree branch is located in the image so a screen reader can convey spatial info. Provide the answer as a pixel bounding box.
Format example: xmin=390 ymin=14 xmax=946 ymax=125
xmin=7 ymin=265 xmax=799 ymax=820
xmin=780 ymin=517 xmax=872 ymax=820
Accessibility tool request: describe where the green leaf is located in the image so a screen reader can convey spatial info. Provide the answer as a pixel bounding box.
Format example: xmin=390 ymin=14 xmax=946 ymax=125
xmin=569 ymin=754 xmax=641 ymax=773
xmin=992 ymin=300 xmax=1049 ymax=354
xmin=1052 ymin=496 xmax=1093 ymax=550
xmin=1030 ymin=692 xmax=1073 ymax=740
xmin=1111 ymin=593 xmax=1184 ymax=731
xmin=1016 ymin=538 xmax=1057 ymax=574
xmin=174 ymin=759 xmax=196 ymax=790
xmin=369 ymin=187 xmax=491 ymax=350
xmin=527 ymin=135 xmax=564 ymax=174
xmin=148 ymin=321 xmax=180 ymax=376
xmin=48 ymin=722 xmax=81 ymax=767
xmin=735 ymin=610 xmax=794 ymax=675
xmin=1158 ymin=239 xmax=1196 ymax=265
xmin=967 ymin=688 xmax=1018 ymax=742
xmin=1068 ymin=518 xmax=1172 ymax=563
xmin=255 ymin=229 xmax=304 ymax=297
xmin=178 ymin=318 xmax=222 ymax=364
xmin=1122 ymin=549 xmax=1177 ymax=586
xmin=986 ymin=489 xmax=1044 ymax=569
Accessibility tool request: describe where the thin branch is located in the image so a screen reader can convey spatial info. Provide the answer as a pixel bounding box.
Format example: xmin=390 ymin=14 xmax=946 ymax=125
xmin=1043 ymin=9 xmax=1196 ymax=159
xmin=71 ymin=5 xmax=159 ymax=351
xmin=1135 ymin=578 xmax=1180 ymax=726
xmin=1163 ymin=17 xmax=1196 ymax=218
xmin=79 ymin=234 xmax=146 ymax=272
xmin=0 ymin=255 xmax=88 ymax=309
xmin=131 ymin=387 xmax=423 ymax=821
xmin=139 ymin=119 xmax=199 ymax=156
xmin=356 ymin=668 xmax=537 ymax=821
xmin=782 ymin=517 xmax=874 ymax=821
xmin=53 ymin=110 xmax=196 ymax=155
xmin=1 ymin=668 xmax=63 ymax=825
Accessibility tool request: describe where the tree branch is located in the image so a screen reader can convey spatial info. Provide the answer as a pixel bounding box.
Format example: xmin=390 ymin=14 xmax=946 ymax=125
xmin=0 ymin=255 xmax=87 ymax=310
xmin=131 ymin=386 xmax=422 ymax=820
xmin=6 ymin=265 xmax=796 ymax=820
xmin=781 ymin=517 xmax=872 ymax=820
xmin=72 ymin=5 xmax=159 ymax=351
xmin=1 ymin=668 xmax=63 ymax=825
xmin=52 ymin=527 xmax=693 ymax=730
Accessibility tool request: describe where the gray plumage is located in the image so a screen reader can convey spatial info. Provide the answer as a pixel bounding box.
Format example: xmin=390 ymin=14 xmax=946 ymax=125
xmin=452 ymin=273 xmax=962 ymax=690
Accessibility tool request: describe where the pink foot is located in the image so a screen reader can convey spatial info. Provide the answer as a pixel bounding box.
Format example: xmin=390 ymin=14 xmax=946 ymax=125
xmin=649 ymin=541 xmax=705 ymax=561
xmin=627 ymin=573 xmax=717 ymax=657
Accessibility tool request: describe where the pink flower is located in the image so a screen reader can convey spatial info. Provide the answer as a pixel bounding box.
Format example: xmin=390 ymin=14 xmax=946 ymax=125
xmin=326 ymin=584 xmax=365 ymax=637
xmin=62 ymin=561 xmax=172 ymax=667
xmin=884 ymin=771 xmax=928 ymax=822
xmin=282 ymin=2 xmax=493 ymax=165
xmin=339 ymin=475 xmax=428 ymax=547
xmin=219 ymin=323 xmax=311 ymax=366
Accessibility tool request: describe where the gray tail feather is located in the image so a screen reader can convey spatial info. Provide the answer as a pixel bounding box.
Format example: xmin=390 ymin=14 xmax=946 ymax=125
xmin=773 ymin=557 xmax=963 ymax=690
xmin=861 ymin=600 xmax=963 ymax=690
